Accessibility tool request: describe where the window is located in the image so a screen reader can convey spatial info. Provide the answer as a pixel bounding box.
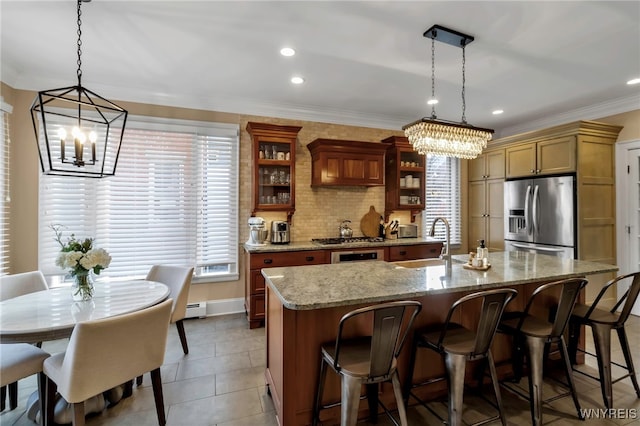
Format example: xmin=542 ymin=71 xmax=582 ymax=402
xmin=0 ymin=98 xmax=12 ymax=276
xmin=38 ymin=116 xmax=239 ymax=283
xmin=423 ymin=155 xmax=461 ymax=245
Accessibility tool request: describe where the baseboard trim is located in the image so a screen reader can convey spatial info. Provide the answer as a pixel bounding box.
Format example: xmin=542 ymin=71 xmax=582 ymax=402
xmin=203 ymin=297 xmax=245 ymax=317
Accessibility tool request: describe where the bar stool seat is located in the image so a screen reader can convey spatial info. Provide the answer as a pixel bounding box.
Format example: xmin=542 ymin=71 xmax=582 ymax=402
xmin=568 ymin=271 xmax=640 ymax=409
xmin=312 ymin=301 xmax=421 ymax=426
xmin=498 ymin=277 xmax=588 ymax=426
xmin=405 ymin=288 xmax=517 ymax=426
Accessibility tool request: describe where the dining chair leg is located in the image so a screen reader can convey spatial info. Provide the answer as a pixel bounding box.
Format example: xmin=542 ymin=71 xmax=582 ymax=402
xmin=558 ymin=336 xmax=583 ymax=419
xmin=8 ymin=381 xmax=17 ymax=410
xmin=44 ymin=377 xmax=56 ymax=426
xmin=591 ymin=323 xmax=613 ymax=409
xmin=150 ymin=368 xmax=166 ymax=426
xmin=391 ymin=371 xmax=408 ymax=426
xmin=37 ymin=372 xmax=47 ymax=426
xmin=617 ymin=326 xmax=640 ymax=397
xmin=487 ymin=351 xmax=507 ymax=426
xmin=341 ymin=374 xmax=362 ymax=426
xmin=444 ymin=352 xmax=466 ymax=426
xmin=0 ymin=385 xmax=5 ymax=411
xmin=526 ymin=335 xmax=544 ymax=426
xmin=365 ymin=383 xmax=378 ymax=423
xmin=72 ymin=401 xmax=85 ymax=426
xmin=176 ymin=320 xmax=189 ymax=354
xmin=312 ymin=358 xmax=328 ymax=426
xmin=136 ymin=375 xmax=143 ymax=386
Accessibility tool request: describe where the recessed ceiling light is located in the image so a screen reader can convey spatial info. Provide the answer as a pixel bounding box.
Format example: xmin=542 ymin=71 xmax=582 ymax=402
xmin=492 ymin=110 xmax=504 ymax=115
xmin=291 ymin=76 xmax=305 ymax=84
xmin=280 ymin=47 xmax=296 ymax=57
xmin=627 ymin=78 xmax=640 ymax=85
xmin=427 ymin=99 xmax=438 ymax=105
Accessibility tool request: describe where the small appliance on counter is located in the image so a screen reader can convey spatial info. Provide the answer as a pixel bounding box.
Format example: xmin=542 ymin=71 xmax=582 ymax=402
xmin=246 ymin=217 xmax=268 ymax=246
xmin=397 ymin=224 xmax=418 ymax=238
xmin=270 ymin=221 xmax=290 ymax=244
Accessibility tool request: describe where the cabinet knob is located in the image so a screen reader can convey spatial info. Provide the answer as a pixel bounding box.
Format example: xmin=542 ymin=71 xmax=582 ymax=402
xmin=530 ymin=169 xmax=535 ymax=173
xmin=536 ymin=169 xmax=541 ymax=174
xmin=263 ymin=259 xmax=273 ymax=264
xmin=305 ymin=256 xmax=315 ymax=262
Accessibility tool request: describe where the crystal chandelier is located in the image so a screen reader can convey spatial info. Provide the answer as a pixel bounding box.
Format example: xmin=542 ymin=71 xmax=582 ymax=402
xmin=403 ymin=25 xmax=493 ymax=159
xmin=30 ymin=0 xmax=128 ymax=178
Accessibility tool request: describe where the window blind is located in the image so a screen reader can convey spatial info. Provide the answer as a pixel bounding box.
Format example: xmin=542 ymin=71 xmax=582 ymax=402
xmin=423 ymin=155 xmax=462 ymax=244
xmin=0 ymin=99 xmax=12 ymax=276
xmin=39 ymin=116 xmax=239 ymax=282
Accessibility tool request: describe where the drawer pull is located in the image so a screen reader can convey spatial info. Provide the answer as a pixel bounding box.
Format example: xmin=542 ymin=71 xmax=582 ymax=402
xmin=399 ymin=250 xmax=407 ymax=255
xmin=263 ymin=259 xmax=273 ymax=264
xmin=306 ymin=256 xmax=315 ymax=261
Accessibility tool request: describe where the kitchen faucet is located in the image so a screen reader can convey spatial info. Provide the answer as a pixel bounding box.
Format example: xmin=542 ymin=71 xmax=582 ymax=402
xmin=429 ymin=217 xmax=452 ymax=275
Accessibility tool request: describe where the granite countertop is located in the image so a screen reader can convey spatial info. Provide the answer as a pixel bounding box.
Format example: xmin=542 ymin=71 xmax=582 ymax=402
xmin=243 ymin=237 xmax=443 ymax=253
xmin=261 ymin=251 xmax=618 ymax=310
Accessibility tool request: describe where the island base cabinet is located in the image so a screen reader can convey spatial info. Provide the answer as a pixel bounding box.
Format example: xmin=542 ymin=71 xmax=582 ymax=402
xmin=264 ymin=282 xmax=586 ymax=425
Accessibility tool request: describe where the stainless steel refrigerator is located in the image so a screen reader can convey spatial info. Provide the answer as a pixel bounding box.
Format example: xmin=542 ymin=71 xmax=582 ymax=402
xmin=504 ymin=175 xmax=576 ymax=258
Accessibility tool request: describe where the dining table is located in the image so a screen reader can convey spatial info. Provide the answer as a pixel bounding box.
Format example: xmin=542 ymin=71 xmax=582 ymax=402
xmin=0 ymin=279 xmax=170 ymax=344
xmin=0 ymin=279 xmax=170 ymax=424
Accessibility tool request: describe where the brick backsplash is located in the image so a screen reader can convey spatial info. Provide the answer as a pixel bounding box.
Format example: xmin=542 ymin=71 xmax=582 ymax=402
xmin=238 ymin=115 xmax=423 ymax=244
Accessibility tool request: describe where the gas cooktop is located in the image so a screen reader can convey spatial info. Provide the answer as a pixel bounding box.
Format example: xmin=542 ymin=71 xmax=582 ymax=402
xmin=311 ymin=237 xmax=385 ymax=245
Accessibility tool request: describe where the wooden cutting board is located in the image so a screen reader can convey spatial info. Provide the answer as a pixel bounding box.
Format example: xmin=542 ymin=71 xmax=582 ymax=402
xmin=360 ymin=205 xmax=382 ymax=238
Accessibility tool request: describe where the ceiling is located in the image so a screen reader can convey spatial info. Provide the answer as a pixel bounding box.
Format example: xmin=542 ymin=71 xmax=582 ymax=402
xmin=2 ymin=1 xmax=639 ymax=138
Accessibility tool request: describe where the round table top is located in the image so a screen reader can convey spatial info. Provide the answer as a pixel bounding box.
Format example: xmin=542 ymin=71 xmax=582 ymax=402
xmin=0 ymin=280 xmax=170 ymax=343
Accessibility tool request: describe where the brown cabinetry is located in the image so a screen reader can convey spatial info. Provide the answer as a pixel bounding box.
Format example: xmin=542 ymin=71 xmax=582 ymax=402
xmin=244 ymin=250 xmax=327 ymax=328
xmin=505 ymin=136 xmax=576 ymax=178
xmin=247 ymin=122 xmax=302 ymax=220
xmin=382 ymin=136 xmax=425 ymax=222
xmin=468 ymin=149 xmax=505 ymax=252
xmin=387 ymin=243 xmax=442 ymax=261
xmin=307 ymin=139 xmax=386 ymax=187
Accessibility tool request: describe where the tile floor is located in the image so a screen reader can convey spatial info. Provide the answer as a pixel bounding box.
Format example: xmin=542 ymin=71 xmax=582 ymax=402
xmin=1 ymin=313 xmax=639 ymax=426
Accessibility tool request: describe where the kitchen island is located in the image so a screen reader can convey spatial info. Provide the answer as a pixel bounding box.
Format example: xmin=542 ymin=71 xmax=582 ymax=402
xmin=262 ymin=251 xmax=618 ymax=426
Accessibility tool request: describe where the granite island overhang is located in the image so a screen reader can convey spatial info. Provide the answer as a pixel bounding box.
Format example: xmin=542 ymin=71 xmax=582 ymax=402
xmin=261 ymin=251 xmax=618 ymax=425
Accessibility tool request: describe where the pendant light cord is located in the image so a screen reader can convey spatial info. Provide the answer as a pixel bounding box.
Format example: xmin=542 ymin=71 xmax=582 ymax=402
xmin=461 ymin=44 xmax=467 ymax=124
xmin=430 ymin=31 xmax=437 ymax=120
xmin=76 ymin=0 xmax=83 ymax=87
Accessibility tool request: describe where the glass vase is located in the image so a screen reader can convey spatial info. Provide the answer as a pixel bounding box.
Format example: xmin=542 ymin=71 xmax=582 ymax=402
xmin=72 ymin=270 xmax=95 ymax=301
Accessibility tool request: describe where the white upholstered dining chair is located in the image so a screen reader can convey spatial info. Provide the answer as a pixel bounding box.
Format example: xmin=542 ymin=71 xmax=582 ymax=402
xmin=145 ymin=265 xmax=194 ymax=354
xmin=42 ymin=298 xmax=173 ymax=426
xmin=0 ymin=271 xmax=49 ymax=412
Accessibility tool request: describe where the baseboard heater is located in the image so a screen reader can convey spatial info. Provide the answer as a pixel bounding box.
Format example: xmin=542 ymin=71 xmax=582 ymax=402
xmin=185 ymin=301 xmax=207 ymax=319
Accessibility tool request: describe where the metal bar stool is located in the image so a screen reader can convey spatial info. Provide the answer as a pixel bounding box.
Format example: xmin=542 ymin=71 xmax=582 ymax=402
xmin=498 ymin=277 xmax=588 ymax=426
xmin=312 ymin=300 xmax=422 ymax=426
xmin=404 ymin=288 xmax=517 ymax=426
xmin=568 ymin=271 xmax=640 ymax=408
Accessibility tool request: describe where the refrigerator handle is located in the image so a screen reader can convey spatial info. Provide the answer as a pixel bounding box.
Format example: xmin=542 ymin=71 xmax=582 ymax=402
xmin=524 ymin=185 xmax=532 ymax=235
xmin=532 ymin=185 xmax=540 ymax=236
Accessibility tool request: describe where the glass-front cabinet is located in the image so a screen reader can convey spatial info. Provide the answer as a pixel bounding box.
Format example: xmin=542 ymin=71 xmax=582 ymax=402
xmin=246 ymin=122 xmax=302 ymax=221
xmin=382 ymin=136 xmax=425 ymax=222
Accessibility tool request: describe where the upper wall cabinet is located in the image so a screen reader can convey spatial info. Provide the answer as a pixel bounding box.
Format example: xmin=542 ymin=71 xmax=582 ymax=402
xmin=381 ymin=136 xmax=425 ymax=222
xmin=505 ymin=136 xmax=575 ymax=178
xmin=247 ymin=122 xmax=302 ymax=220
xmin=307 ymin=139 xmax=387 ymax=187
xmin=468 ymin=149 xmax=505 ymax=181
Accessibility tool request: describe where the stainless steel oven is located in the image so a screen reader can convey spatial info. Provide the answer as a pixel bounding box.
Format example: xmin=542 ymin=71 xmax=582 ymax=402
xmin=330 ymin=249 xmax=385 ymax=263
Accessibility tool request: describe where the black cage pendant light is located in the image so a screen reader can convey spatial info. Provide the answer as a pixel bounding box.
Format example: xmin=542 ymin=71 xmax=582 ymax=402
xmin=403 ymin=25 xmax=493 ymax=159
xmin=30 ymin=0 xmax=128 ymax=178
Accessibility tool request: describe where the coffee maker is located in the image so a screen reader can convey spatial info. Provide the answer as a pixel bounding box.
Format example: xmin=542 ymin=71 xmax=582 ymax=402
xmin=270 ymin=221 xmax=290 ymax=244
xmin=246 ymin=217 xmax=268 ymax=246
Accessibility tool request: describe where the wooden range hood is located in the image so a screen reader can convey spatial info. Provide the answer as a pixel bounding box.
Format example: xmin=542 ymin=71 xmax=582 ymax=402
xmin=307 ymin=139 xmax=387 ymax=187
